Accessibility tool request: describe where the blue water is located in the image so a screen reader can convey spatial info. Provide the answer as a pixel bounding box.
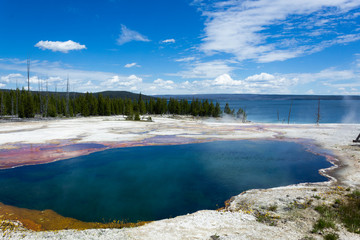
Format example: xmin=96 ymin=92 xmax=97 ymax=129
xmin=162 ymin=94 xmax=360 ymax=123
xmin=219 ymin=99 xmax=359 ymax=123
xmin=0 ymin=140 xmax=331 ymax=222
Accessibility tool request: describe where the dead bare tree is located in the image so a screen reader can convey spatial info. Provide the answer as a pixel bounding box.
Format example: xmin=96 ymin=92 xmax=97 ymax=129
xmin=288 ymin=100 xmax=293 ymax=124
xmin=45 ymin=80 xmax=49 ymax=117
xmin=55 ymin=83 xmax=58 ymax=114
xmin=354 ymin=134 xmax=360 ymax=143
xmin=0 ymin=92 xmax=4 ymax=117
xmin=11 ymin=95 xmax=14 ymax=116
xmin=15 ymin=79 xmax=18 ymax=117
xmin=316 ymin=99 xmax=320 ymax=125
xmin=27 ymin=57 xmax=30 ymax=91
xmin=38 ymin=77 xmax=42 ymax=116
xmin=72 ymin=86 xmax=76 ymax=116
xmin=66 ymin=75 xmax=70 ymax=117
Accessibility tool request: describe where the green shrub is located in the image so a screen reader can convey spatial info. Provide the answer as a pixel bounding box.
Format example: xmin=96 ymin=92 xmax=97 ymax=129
xmin=323 ymin=232 xmax=339 ymax=240
xmin=338 ymin=196 xmax=360 ymax=233
xmin=314 ymin=205 xmax=337 ymax=219
xmin=313 ymin=189 xmax=360 ymax=234
xmin=312 ymin=218 xmax=336 ymax=233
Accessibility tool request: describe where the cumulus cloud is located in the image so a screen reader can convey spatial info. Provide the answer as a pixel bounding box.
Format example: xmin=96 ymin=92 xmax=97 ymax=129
xmin=124 ymin=62 xmax=138 ymax=68
xmin=153 ymin=78 xmax=175 ymax=90
xmin=162 ymin=39 xmax=175 ymax=43
xmin=194 ymin=68 xmax=359 ymax=94
xmin=29 ymin=76 xmax=40 ymax=84
xmin=1 ymin=73 xmax=23 ymax=83
xmin=0 ymin=58 xmax=141 ymax=92
xmin=196 ymin=0 xmax=360 ymax=62
xmin=105 ymin=74 xmax=142 ymax=87
xmin=117 ymin=25 xmax=150 ymax=45
xmin=213 ymin=74 xmax=242 ymax=86
xmin=158 ymin=71 xmax=296 ymax=94
xmin=245 ymin=73 xmax=277 ymax=82
xmin=208 ymin=72 xmax=295 ymax=93
xmin=174 ymin=60 xmax=234 ymax=79
xmin=1 ymin=58 xmax=358 ymax=94
xmin=35 ymin=40 xmax=86 ymax=53
xmin=0 ymin=83 xmax=5 ymax=88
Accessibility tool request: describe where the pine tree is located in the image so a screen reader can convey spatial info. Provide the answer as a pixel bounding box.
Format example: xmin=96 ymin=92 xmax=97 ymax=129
xmin=224 ymin=103 xmax=232 ymax=115
xmin=148 ymin=98 xmax=155 ymax=114
xmin=125 ymin=98 xmax=133 ymax=116
xmin=134 ymin=111 xmax=140 ymax=121
xmin=0 ymin=92 xmax=5 ymax=117
xmin=209 ymin=102 xmax=215 ymax=117
xmin=213 ymin=102 xmax=221 ymax=117
xmin=105 ymin=97 xmax=111 ymax=116
xmin=236 ymin=108 xmax=247 ymax=123
xmin=98 ymin=94 xmax=105 ymax=116
xmin=24 ymin=92 xmax=35 ymax=118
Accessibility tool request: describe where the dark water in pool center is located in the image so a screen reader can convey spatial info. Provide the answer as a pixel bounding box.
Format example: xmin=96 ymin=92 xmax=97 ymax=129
xmin=0 ymin=140 xmax=332 ymax=222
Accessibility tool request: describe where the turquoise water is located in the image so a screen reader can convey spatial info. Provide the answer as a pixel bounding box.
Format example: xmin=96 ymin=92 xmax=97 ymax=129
xmin=0 ymin=140 xmax=331 ymax=222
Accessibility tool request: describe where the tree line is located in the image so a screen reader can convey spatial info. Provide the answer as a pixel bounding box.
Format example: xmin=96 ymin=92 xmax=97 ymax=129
xmin=0 ymin=89 xmax=243 ymax=119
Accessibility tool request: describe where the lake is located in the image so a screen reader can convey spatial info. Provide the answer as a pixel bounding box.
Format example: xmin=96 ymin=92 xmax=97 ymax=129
xmin=0 ymin=140 xmax=331 ymax=222
xmin=160 ymin=94 xmax=360 ymax=123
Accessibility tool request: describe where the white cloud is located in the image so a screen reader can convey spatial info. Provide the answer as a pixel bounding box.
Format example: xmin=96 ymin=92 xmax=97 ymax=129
xmin=0 ymin=58 xmax=141 ymax=92
xmin=29 ymin=76 xmax=40 ymax=84
xmin=1 ymin=58 xmax=359 ymax=94
xmin=175 ymin=57 xmax=196 ymax=62
xmin=160 ymin=72 xmax=296 ymax=94
xmin=165 ymin=68 xmax=356 ymax=94
xmin=124 ymin=62 xmax=139 ymax=68
xmin=245 ymin=73 xmax=278 ymax=82
xmin=287 ymin=68 xmax=357 ymax=84
xmin=213 ymin=74 xmax=242 ymax=86
xmin=105 ymin=74 xmax=142 ymax=87
xmin=35 ymin=40 xmax=86 ymax=53
xmin=197 ymin=0 xmax=360 ymax=62
xmin=174 ymin=60 xmax=234 ymax=79
xmin=1 ymin=73 xmax=23 ymax=83
xmin=162 ymin=39 xmax=175 ymax=43
xmin=211 ymin=73 xmax=295 ymax=93
xmin=117 ymin=25 xmax=150 ymax=45
xmin=153 ymin=78 xmax=175 ymax=90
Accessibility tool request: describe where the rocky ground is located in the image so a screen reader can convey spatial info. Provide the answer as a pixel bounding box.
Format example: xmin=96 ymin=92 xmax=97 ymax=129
xmin=0 ymin=115 xmax=359 ymax=239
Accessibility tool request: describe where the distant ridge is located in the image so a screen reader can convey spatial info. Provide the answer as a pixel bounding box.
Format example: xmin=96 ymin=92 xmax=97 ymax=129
xmin=0 ymin=89 xmax=155 ymax=100
xmin=156 ymin=94 xmax=360 ymax=101
xmin=92 ymin=91 xmax=155 ymax=100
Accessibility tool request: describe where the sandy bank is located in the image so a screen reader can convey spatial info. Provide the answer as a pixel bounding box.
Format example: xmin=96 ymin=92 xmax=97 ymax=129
xmin=0 ymin=115 xmax=359 ymax=239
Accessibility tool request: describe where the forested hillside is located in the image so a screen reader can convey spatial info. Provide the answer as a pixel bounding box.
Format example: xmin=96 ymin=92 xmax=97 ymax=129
xmin=0 ymin=89 xmax=222 ymax=119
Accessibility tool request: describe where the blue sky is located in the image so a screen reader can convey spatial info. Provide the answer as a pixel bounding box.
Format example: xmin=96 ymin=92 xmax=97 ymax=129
xmin=0 ymin=0 xmax=360 ymax=95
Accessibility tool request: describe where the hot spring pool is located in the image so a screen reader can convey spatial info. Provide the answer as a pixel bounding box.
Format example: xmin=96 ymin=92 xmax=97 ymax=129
xmin=0 ymin=140 xmax=332 ymax=222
